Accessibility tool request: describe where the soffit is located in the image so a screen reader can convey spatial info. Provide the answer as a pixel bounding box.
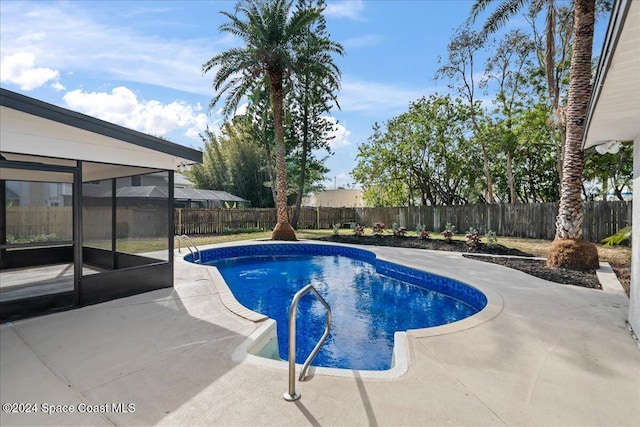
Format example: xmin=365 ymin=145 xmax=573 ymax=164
xmin=584 ymin=0 xmax=640 ymax=148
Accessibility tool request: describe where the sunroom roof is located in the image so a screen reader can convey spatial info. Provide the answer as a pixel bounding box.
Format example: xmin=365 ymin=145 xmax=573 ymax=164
xmin=0 ymin=88 xmax=202 ymax=182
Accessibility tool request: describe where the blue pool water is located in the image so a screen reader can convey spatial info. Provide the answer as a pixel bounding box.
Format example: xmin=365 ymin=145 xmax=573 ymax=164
xmin=190 ymin=244 xmax=486 ymax=371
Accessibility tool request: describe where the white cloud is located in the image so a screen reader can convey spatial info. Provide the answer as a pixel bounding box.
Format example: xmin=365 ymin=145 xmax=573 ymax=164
xmin=325 ymin=1 xmax=365 ymax=20
xmin=62 ymin=86 xmax=210 ymax=139
xmin=342 ymin=34 xmax=383 ymax=49
xmin=0 ymin=2 xmax=226 ymax=96
xmin=51 ymin=81 xmax=66 ymax=91
xmin=322 ymin=116 xmax=351 ymax=148
xmin=339 ymin=77 xmax=431 ymax=116
xmin=0 ymin=52 xmax=60 ymax=90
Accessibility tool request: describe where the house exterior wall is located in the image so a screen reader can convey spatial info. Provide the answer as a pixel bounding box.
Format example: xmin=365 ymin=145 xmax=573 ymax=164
xmin=630 ymin=137 xmax=640 ymax=336
xmin=303 ymin=189 xmax=364 ymax=207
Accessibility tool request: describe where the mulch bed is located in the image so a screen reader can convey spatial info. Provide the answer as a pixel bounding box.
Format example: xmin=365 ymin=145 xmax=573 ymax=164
xmin=317 ymin=235 xmax=601 ymax=290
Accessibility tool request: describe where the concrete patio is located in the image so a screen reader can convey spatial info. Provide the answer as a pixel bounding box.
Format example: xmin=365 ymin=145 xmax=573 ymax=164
xmin=1 ymin=241 xmax=638 ymax=426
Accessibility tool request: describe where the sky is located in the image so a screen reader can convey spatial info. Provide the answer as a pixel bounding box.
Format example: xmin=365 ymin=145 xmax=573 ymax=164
xmin=0 ymin=0 xmax=607 ymax=189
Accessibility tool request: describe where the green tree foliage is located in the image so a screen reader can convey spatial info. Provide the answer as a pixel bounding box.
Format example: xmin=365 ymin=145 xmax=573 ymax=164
xmin=188 ymin=129 xmax=228 ymax=192
xmin=436 ymin=26 xmax=496 ymax=203
xmin=352 ymin=95 xmax=480 ymax=207
xmin=203 ymin=0 xmax=342 ymax=238
xmin=288 ymin=0 xmax=343 ymax=228
xmin=186 ymin=121 xmax=274 ymax=207
xmin=583 ymin=142 xmax=633 ymax=201
xmin=483 ymin=29 xmax=534 ymax=203
xmin=510 ymin=102 xmax=561 ymax=201
xmin=204 ymin=0 xmax=337 ymax=239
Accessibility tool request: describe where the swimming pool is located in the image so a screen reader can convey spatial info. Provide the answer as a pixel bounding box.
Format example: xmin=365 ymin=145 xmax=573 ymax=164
xmin=186 ymin=243 xmax=487 ymax=371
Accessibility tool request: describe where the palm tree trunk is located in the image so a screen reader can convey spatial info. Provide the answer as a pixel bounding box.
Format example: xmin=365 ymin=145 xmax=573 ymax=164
xmin=270 ymin=73 xmax=296 ymax=240
xmin=547 ymin=0 xmax=598 ymax=269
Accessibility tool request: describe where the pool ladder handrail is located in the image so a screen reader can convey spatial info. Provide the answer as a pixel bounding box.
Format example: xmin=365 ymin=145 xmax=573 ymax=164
xmin=283 ymin=283 xmax=332 ymax=402
xmin=175 ymin=234 xmax=201 ymax=263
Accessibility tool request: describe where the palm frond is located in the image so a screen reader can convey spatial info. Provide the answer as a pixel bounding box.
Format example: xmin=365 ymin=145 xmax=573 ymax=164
xmin=482 ymin=0 xmax=528 ymax=36
xmin=601 ymin=227 xmax=632 ymax=247
xmin=469 ymin=0 xmax=497 ymax=23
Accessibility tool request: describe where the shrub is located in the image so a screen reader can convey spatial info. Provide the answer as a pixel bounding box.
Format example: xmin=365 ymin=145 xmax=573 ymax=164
xmin=444 ymin=222 xmax=456 ymax=234
xmin=353 ymin=224 xmax=365 ymax=237
xmin=395 ymin=225 xmax=408 ymax=237
xmin=416 ymin=223 xmax=430 ymax=240
xmin=223 ymin=226 xmax=263 ymax=234
xmin=441 ymin=229 xmax=454 ymax=243
xmin=601 ymin=226 xmax=631 ymax=247
xmin=332 ymin=223 xmax=340 ymax=235
xmin=465 ymin=229 xmax=481 ymax=249
xmin=373 ymin=222 xmax=386 ymax=236
xmin=486 ymin=230 xmax=498 ymax=246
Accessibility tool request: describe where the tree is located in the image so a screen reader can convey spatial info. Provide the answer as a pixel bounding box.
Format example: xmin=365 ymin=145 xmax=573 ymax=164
xmin=436 ymin=26 xmax=496 ymax=203
xmin=187 ymin=129 xmax=228 ymax=192
xmin=546 ymin=0 xmax=598 ymax=269
xmin=352 ymin=95 xmax=478 ymax=207
xmin=288 ymin=0 xmax=343 ymax=228
xmin=223 ymin=120 xmax=275 ymax=207
xmin=203 ymin=0 xmax=340 ymax=240
xmin=583 ymin=143 xmax=633 ymax=201
xmin=468 ymin=0 xmax=599 ymax=269
xmin=483 ymin=29 xmax=534 ymax=203
xmin=525 ymin=1 xmax=573 ymax=182
xmin=186 ymin=121 xmax=274 ymax=207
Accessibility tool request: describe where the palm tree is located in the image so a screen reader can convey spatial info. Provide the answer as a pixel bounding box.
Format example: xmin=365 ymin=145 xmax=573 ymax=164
xmin=203 ymin=0 xmax=340 ymax=240
xmin=290 ymin=0 xmax=343 ymax=228
xmin=469 ymin=0 xmax=599 ymax=268
xmin=546 ymin=0 xmax=598 ymax=268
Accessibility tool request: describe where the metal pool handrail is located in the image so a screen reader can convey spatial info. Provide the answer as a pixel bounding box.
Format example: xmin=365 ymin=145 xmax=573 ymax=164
xmin=283 ymin=283 xmax=332 ymax=402
xmin=175 ymin=234 xmax=201 ymax=263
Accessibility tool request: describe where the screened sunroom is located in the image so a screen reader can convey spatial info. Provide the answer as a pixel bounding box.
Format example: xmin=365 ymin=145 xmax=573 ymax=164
xmin=0 ymin=88 xmax=202 ymax=321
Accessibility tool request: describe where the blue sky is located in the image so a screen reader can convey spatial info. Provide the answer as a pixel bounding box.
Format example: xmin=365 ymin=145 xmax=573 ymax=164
xmin=1 ymin=0 xmax=605 ymax=189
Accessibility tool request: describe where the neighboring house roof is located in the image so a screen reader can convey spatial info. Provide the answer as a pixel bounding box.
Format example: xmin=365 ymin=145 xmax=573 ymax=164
xmin=174 ymin=188 xmax=249 ymax=203
xmin=114 ymin=186 xmax=169 ymax=198
xmin=5 ymin=187 xmax=19 ymax=201
xmin=91 ymin=185 xmax=249 ymax=204
xmin=174 ymin=173 xmax=195 ymax=188
xmin=583 ymin=0 xmax=640 ymax=149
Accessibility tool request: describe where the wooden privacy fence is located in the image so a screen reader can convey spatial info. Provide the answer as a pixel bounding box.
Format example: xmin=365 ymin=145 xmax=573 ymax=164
xmin=4 ymin=201 xmax=632 ymax=244
xmin=353 ymin=201 xmax=632 ymax=242
xmin=174 ymin=207 xmax=357 ymax=234
xmin=176 ymin=201 xmax=631 ymax=243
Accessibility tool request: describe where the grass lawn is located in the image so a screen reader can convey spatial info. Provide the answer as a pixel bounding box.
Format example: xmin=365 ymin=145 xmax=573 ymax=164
xmin=176 ymin=228 xmax=631 ymax=270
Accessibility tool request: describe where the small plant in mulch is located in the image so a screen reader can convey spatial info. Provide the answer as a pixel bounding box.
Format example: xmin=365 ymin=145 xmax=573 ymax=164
xmin=465 ymin=229 xmax=482 ymax=250
xmin=441 ymin=229 xmax=454 ymax=243
xmin=394 ymin=225 xmax=408 ymax=237
xmin=373 ymin=222 xmax=386 ymax=236
xmin=332 ymin=223 xmax=340 ymax=236
xmin=416 ymin=224 xmax=430 ymax=240
xmin=485 ymin=230 xmax=498 ymax=246
xmin=352 ymin=224 xmax=365 ymax=237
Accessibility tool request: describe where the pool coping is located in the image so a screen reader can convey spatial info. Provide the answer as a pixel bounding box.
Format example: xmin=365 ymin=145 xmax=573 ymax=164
xmin=178 ymin=240 xmax=504 ymax=379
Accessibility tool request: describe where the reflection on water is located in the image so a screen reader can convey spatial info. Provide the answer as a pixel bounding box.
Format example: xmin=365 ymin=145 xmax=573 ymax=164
xmin=211 ymin=255 xmax=476 ymax=370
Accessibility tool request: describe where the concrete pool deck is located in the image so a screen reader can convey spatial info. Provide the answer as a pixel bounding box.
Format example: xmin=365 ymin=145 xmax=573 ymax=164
xmin=1 ymin=240 xmax=638 ymax=426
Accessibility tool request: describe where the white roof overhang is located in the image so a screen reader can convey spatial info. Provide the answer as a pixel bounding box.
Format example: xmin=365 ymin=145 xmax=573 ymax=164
xmin=0 ymin=89 xmax=202 ymax=183
xmin=583 ymin=0 xmax=640 ymax=149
